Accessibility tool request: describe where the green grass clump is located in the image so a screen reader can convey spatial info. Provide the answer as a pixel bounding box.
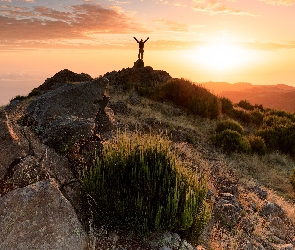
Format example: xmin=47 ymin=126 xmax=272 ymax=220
xmin=82 ymin=132 xmax=210 ymax=238
xmin=216 ymin=119 xmax=244 ymax=135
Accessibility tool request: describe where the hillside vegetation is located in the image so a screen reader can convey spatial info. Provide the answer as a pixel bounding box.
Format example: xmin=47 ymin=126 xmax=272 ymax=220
xmin=3 ymin=67 xmax=295 ymax=249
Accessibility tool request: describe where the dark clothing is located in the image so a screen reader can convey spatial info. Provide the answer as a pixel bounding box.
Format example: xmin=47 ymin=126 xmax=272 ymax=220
xmin=139 ymin=41 xmax=145 ymax=49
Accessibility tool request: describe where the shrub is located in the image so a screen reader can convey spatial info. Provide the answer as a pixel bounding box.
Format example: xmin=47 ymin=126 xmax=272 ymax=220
xmin=214 ymin=129 xmax=250 ymax=153
xmin=220 ymin=97 xmax=234 ymax=116
xmin=257 ymin=124 xmax=295 ymax=154
xmin=82 ymin=132 xmax=210 ymax=238
xmin=232 ymin=108 xmax=252 ymax=124
xmin=248 ymin=135 xmax=267 ymax=155
xmin=250 ymin=109 xmax=264 ymax=126
xmin=238 ymin=100 xmax=254 ymax=111
xmin=153 ymin=79 xmax=221 ymax=119
xmin=216 ymin=119 xmax=244 ymax=135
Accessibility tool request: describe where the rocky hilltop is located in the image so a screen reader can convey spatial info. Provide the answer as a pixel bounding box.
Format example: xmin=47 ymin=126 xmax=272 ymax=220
xmin=1 ymin=63 xmax=295 ymax=250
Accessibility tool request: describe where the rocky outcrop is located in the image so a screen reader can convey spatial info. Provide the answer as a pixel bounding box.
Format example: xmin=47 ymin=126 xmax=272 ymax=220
xmin=104 ymin=61 xmax=172 ymax=88
xmin=21 ymin=77 xmax=111 ymax=152
xmin=134 ymin=59 xmax=144 ymax=68
xmin=0 ymin=70 xmax=116 ymax=249
xmin=0 ymin=178 xmax=88 ymax=250
xmin=31 ymin=69 xmax=93 ymax=97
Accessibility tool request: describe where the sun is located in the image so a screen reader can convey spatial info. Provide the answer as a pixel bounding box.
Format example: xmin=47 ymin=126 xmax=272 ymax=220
xmin=192 ymin=42 xmax=253 ymax=72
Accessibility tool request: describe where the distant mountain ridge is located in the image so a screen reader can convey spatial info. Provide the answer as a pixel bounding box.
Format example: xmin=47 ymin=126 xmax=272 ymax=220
xmin=200 ymin=82 xmax=295 ymax=112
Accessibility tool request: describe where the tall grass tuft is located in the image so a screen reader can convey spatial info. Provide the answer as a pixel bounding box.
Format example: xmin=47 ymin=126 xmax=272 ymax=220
xmin=82 ymin=132 xmax=210 ymax=238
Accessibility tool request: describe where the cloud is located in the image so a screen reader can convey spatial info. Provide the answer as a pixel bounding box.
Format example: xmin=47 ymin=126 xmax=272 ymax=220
xmin=153 ymin=18 xmax=190 ymax=32
xmin=193 ymin=1 xmax=259 ymax=16
xmin=0 ymin=3 xmax=148 ymax=42
xmin=243 ymin=41 xmax=295 ymax=51
xmin=259 ymin=0 xmax=295 ymax=6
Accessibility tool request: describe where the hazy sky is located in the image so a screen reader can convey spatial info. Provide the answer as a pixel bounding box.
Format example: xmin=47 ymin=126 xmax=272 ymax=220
xmin=1 ymin=0 xmax=295 ymax=105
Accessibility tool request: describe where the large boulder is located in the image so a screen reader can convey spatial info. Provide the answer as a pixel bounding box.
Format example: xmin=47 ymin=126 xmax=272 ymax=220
xmin=0 ymin=178 xmax=88 ymax=250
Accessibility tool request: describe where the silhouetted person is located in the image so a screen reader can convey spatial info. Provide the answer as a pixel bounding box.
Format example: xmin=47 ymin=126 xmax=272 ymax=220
xmin=133 ymin=37 xmax=149 ymax=59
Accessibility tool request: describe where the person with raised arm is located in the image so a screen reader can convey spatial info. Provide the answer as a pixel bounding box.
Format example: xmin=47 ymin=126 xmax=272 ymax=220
xmin=133 ymin=37 xmax=149 ymax=59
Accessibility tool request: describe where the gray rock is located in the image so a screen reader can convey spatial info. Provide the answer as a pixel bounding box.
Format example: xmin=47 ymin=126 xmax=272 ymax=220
xmin=259 ymin=201 xmax=284 ymax=219
xmin=148 ymin=231 xmax=195 ymax=250
xmin=0 ymin=178 xmax=88 ymax=250
xmin=269 ymin=217 xmax=288 ymax=240
xmin=24 ymin=77 xmax=110 ymax=152
xmin=278 ymin=244 xmax=294 ymax=250
xmin=253 ymin=185 xmax=268 ymax=200
xmin=214 ymin=193 xmax=242 ymax=228
xmin=239 ymin=217 xmax=254 ymax=234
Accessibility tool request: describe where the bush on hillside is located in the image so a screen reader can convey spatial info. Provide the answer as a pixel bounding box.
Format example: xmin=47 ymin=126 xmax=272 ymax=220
xmin=257 ymin=124 xmax=295 ymax=154
xmin=238 ymin=100 xmax=254 ymax=111
xmin=82 ymin=132 xmax=210 ymax=238
xmin=153 ymin=78 xmax=221 ymax=119
xmin=232 ymin=109 xmax=252 ymax=124
xmin=220 ymin=97 xmax=234 ymax=116
xmin=248 ymin=135 xmax=267 ymax=155
xmin=266 ymin=109 xmax=295 ymax=122
xmin=213 ymin=129 xmax=250 ymax=153
xmin=216 ymin=119 xmax=244 ymax=135
xmin=250 ymin=109 xmax=264 ymax=126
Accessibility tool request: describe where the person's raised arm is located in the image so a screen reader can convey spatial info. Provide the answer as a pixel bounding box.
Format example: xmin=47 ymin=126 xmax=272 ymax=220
xmin=144 ymin=37 xmax=149 ymax=43
xmin=133 ymin=37 xmax=139 ymax=43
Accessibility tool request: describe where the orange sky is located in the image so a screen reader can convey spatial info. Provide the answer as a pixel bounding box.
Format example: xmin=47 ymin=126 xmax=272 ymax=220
xmin=1 ymin=0 xmax=295 ymax=105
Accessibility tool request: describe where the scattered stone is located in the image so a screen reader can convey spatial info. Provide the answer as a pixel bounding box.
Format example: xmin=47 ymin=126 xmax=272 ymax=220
xmin=148 ymin=231 xmax=195 ymax=250
xmin=216 ymin=176 xmax=239 ymax=198
xmin=259 ymin=201 xmax=284 ymax=219
xmin=239 ymin=217 xmax=254 ymax=234
xmin=253 ymin=185 xmax=268 ymax=200
xmin=214 ymin=193 xmax=242 ymax=228
xmin=278 ymin=244 xmax=294 ymax=250
xmin=269 ymin=217 xmax=288 ymax=240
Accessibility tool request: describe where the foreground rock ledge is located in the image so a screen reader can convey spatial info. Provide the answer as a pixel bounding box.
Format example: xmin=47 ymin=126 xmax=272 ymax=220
xmin=0 ymin=178 xmax=88 ymax=250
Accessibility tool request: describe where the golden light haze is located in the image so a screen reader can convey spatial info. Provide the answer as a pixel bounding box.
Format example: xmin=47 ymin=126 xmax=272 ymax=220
xmin=1 ymin=0 xmax=295 ymax=105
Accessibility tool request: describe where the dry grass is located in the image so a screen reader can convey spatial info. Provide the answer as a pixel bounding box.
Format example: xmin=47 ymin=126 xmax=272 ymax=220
xmin=109 ymin=86 xmax=295 ymax=248
xmin=225 ymin=152 xmax=295 ymax=201
xmin=268 ymin=189 xmax=295 ymax=224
